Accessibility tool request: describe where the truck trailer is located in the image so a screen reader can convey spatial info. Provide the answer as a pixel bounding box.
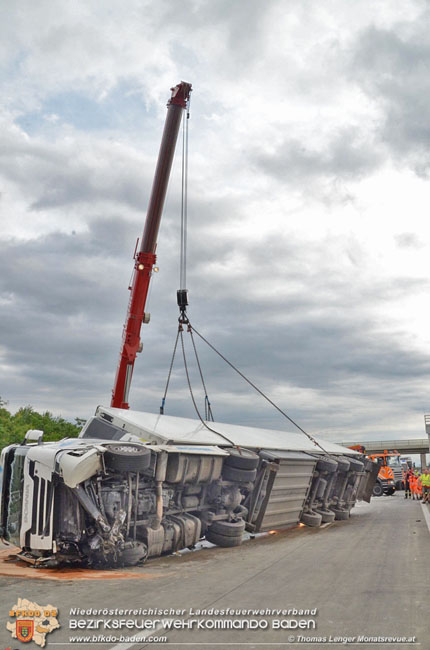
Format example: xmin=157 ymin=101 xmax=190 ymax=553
xmin=0 ymin=408 xmax=377 ymax=567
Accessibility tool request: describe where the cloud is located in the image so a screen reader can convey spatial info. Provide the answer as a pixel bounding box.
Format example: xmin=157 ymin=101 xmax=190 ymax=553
xmin=395 ymin=232 xmax=424 ymax=249
xmin=350 ymin=10 xmax=430 ymax=175
xmin=0 ymin=123 xmax=153 ymax=212
xmin=1 ymin=0 xmax=429 ymax=447
xmin=1 ymin=214 xmax=428 ymax=442
xmin=251 ymin=128 xmax=383 ymax=205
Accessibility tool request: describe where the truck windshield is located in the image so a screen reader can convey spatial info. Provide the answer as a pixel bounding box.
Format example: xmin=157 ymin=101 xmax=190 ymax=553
xmin=386 ymin=456 xmax=401 ymax=466
xmin=5 ymin=448 xmax=29 ymax=546
xmin=80 ymin=418 xmax=128 ymax=441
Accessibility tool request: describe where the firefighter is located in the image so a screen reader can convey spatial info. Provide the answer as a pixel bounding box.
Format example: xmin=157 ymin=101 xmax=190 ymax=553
xmin=410 ymin=472 xmax=417 ymax=500
xmin=420 ymin=467 xmax=430 ymax=504
xmin=414 ymin=471 xmax=421 ymax=500
xmin=404 ymin=468 xmax=414 ymax=498
xmin=416 ymin=472 xmax=423 ymax=500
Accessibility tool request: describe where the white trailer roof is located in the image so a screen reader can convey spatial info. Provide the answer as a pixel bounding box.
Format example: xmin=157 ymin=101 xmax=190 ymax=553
xmin=98 ymin=407 xmax=359 ymax=456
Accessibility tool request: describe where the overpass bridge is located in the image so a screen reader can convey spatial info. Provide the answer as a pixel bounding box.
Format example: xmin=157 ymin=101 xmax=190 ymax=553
xmin=338 ymin=415 xmax=430 ymax=467
xmin=339 ymin=436 xmax=430 ymax=467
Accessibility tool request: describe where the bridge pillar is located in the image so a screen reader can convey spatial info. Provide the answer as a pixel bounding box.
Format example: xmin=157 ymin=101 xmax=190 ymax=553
xmin=420 ymin=453 xmax=427 ymax=469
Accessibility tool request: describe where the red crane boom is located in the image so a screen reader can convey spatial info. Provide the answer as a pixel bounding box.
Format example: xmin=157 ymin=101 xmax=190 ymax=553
xmin=111 ymin=81 xmax=192 ymax=409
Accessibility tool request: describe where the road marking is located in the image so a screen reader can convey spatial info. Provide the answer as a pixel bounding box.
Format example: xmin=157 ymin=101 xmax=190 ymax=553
xmin=420 ymin=502 xmax=430 ymax=534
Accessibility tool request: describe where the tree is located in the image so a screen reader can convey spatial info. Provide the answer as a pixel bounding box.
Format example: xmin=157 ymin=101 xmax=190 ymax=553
xmin=0 ymin=404 xmax=82 ymax=449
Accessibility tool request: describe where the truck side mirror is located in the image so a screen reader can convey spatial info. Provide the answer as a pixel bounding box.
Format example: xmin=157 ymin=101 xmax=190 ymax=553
xmin=23 ymin=429 xmax=44 ymax=445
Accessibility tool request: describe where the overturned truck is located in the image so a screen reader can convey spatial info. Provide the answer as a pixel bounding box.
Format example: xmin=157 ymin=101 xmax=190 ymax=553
xmin=0 ymin=407 xmax=378 ymax=567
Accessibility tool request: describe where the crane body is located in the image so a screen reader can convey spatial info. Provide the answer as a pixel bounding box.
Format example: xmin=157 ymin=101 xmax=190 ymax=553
xmin=111 ymin=81 xmax=192 ymax=409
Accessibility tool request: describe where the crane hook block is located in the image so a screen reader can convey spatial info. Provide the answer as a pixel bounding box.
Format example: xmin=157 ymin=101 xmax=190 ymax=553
xmin=177 ymin=289 xmax=189 ymax=311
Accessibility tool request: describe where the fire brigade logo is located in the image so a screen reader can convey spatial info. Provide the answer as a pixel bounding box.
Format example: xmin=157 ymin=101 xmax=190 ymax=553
xmin=6 ymin=599 xmax=59 ymax=648
xmin=16 ymin=620 xmax=34 ymax=642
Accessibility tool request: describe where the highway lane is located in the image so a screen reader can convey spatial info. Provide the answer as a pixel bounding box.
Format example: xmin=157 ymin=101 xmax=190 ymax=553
xmin=0 ymin=495 xmax=427 ymax=649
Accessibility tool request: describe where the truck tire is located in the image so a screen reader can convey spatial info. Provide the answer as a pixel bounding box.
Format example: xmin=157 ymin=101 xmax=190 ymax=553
xmin=346 ymin=458 xmax=364 ymax=472
xmin=205 ymin=529 xmax=243 ymax=547
xmin=331 ymin=508 xmax=349 ymax=521
xmin=222 ymin=465 xmax=257 ymax=483
xmin=336 ymin=458 xmax=351 ymax=473
xmin=314 ymin=508 xmax=336 ymax=523
xmin=300 ymin=512 xmax=322 ymax=527
xmin=209 ymin=519 xmax=246 ymax=537
xmin=316 ymin=458 xmax=338 ymax=473
xmin=372 ymin=482 xmax=384 ymax=497
xmin=104 ymin=444 xmax=151 ymax=472
xmin=119 ymin=542 xmax=148 ymax=566
xmin=224 ymin=448 xmax=259 ymax=471
xmin=385 ymin=487 xmax=395 ymax=496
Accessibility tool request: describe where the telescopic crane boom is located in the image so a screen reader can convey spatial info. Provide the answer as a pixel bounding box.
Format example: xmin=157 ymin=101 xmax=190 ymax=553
xmin=111 ymin=81 xmax=192 ymax=409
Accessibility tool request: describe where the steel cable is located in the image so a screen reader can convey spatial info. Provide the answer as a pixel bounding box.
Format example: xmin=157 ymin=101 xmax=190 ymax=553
xmin=189 ymin=323 xmax=329 ymax=455
xmin=159 ymin=328 xmax=180 ymax=414
xmin=189 ymin=326 xmax=214 ymax=421
xmin=179 ymin=327 xmax=236 ymax=447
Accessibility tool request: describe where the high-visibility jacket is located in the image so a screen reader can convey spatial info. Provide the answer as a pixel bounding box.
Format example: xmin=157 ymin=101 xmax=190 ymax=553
xmin=420 ymin=473 xmax=430 ymax=487
xmin=405 ymin=470 xmax=414 ymax=486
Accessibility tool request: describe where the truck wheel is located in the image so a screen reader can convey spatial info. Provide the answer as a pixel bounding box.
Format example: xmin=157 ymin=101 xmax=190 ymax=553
xmin=300 ymin=512 xmax=322 ymax=527
xmin=205 ymin=529 xmax=243 ymax=547
xmin=336 ymin=458 xmax=351 ymax=473
xmin=316 ymin=458 xmax=338 ymax=473
xmin=331 ymin=508 xmax=349 ymax=521
xmin=346 ymin=458 xmax=364 ymax=472
xmin=224 ymin=448 xmax=259 ymax=470
xmin=222 ymin=465 xmax=257 ymax=483
xmin=119 ymin=542 xmax=148 ymax=566
xmin=314 ymin=508 xmax=336 ymax=523
xmin=104 ymin=444 xmax=151 ymax=472
xmin=209 ymin=519 xmax=246 ymax=537
xmin=385 ymin=487 xmax=395 ymax=496
xmin=372 ymin=483 xmax=384 ymax=497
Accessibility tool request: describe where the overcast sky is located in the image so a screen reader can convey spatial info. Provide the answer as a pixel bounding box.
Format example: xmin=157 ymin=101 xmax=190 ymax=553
xmin=1 ymin=0 xmax=430 ymax=445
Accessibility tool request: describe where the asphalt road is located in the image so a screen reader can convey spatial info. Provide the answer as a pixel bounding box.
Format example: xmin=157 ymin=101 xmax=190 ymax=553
xmin=0 ymin=494 xmax=428 ymax=649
